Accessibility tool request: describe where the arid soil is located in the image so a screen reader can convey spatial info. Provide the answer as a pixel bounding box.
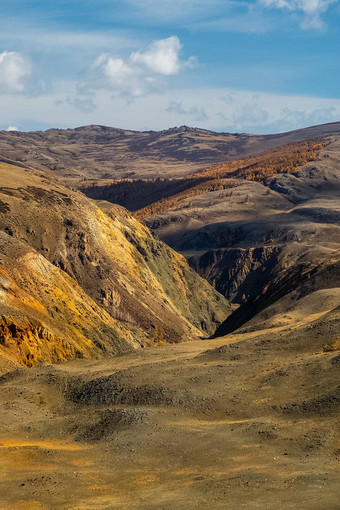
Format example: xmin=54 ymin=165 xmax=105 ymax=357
xmin=0 ymin=296 xmax=339 ymax=509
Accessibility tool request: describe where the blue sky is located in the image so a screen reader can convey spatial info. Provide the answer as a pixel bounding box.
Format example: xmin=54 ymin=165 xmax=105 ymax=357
xmin=0 ymin=0 xmax=339 ymax=133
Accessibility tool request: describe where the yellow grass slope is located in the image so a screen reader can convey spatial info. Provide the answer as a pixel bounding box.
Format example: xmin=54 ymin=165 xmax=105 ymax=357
xmin=0 ymin=162 xmax=231 ymax=370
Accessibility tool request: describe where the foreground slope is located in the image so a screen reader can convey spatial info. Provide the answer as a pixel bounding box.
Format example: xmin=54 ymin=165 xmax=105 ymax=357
xmin=0 ymin=162 xmax=230 ymax=369
xmin=0 ymin=122 xmax=339 ymax=185
xmin=0 ymin=303 xmax=338 ymax=508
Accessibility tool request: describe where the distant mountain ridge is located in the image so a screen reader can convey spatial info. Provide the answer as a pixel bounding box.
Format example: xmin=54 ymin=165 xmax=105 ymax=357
xmin=0 ymin=121 xmax=339 ymax=185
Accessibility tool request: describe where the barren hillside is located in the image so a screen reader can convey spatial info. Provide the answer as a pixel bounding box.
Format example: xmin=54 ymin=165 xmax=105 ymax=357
xmin=143 ymin=137 xmax=340 ymax=335
xmin=0 ymin=162 xmax=230 ymax=371
xmin=0 ymin=122 xmax=339 ymax=185
xmin=0 ymin=304 xmax=339 ymax=508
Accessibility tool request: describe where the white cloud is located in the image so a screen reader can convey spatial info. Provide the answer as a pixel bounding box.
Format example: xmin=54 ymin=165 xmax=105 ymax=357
xmin=6 ymin=125 xmax=18 ymax=131
xmin=259 ymin=0 xmax=338 ymax=27
xmin=0 ymin=51 xmax=31 ymax=93
xmin=130 ymin=37 xmax=186 ymax=76
xmin=274 ymin=105 xmax=338 ymax=128
xmin=259 ymin=0 xmax=336 ymax=12
xmin=216 ymin=89 xmax=340 ymax=132
xmin=231 ymin=103 xmax=270 ymax=128
xmin=95 ymin=55 xmax=131 ymax=84
xmin=91 ymin=36 xmax=196 ymax=97
xmin=54 ymin=95 xmax=96 ymax=114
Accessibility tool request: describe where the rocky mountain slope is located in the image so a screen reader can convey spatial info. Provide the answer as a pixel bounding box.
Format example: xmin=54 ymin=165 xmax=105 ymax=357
xmin=0 ymin=122 xmax=339 ymax=185
xmin=0 ymin=162 xmax=230 ymax=370
xmin=144 ymin=136 xmax=340 ymax=335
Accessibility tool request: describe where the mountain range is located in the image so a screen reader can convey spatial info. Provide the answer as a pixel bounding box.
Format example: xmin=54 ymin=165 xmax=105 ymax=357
xmin=1 ymin=121 xmax=339 ymax=184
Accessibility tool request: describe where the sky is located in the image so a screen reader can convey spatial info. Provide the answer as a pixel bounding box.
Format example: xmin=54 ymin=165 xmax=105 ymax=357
xmin=0 ymin=0 xmax=339 ymax=134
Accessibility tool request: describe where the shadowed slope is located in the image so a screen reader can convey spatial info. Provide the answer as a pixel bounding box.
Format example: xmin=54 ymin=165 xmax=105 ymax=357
xmin=144 ymin=138 xmax=340 ymax=336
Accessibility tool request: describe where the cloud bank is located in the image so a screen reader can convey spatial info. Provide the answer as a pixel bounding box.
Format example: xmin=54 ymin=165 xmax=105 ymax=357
xmin=1 ymin=86 xmax=339 ymax=134
xmin=0 ymin=51 xmax=31 ymax=93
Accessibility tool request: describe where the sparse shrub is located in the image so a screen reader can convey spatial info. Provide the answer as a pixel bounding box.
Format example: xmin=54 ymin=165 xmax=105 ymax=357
xmin=154 ymin=324 xmax=164 ymax=344
xmin=322 ymin=343 xmax=337 ymax=352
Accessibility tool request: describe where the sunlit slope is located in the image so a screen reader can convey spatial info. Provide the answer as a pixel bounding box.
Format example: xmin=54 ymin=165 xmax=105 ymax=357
xmin=0 ymin=232 xmax=132 ymax=370
xmin=0 ymin=162 xmax=231 ymax=369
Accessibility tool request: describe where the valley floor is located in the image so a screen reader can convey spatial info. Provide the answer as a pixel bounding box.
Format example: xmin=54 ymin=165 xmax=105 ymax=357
xmin=0 ymin=303 xmax=339 ymax=510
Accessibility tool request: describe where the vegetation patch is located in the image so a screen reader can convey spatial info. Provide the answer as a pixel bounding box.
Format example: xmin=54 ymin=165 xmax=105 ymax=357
xmin=134 ymin=139 xmax=327 ymax=219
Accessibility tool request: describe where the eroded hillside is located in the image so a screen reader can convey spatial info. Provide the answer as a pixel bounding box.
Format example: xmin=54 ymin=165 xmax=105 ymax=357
xmin=0 ymin=124 xmax=339 ymax=510
xmin=0 ymin=162 xmax=231 ymax=370
xmin=143 ymin=137 xmax=340 ymax=334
